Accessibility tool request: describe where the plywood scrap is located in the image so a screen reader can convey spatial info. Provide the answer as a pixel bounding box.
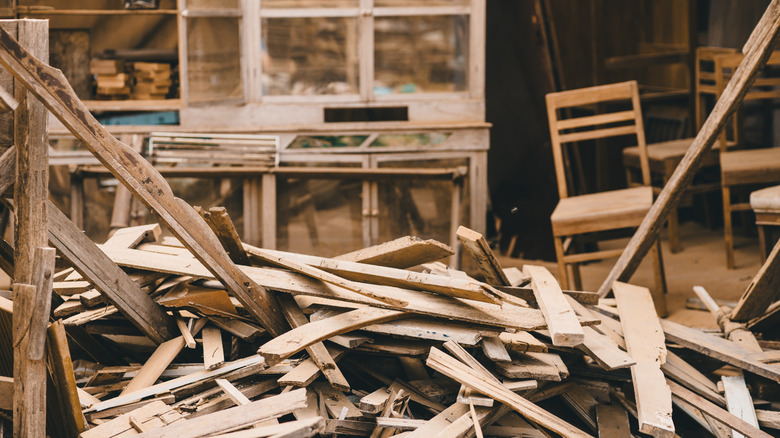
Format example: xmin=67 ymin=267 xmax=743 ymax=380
xmin=524 ymin=264 xmax=584 ymax=346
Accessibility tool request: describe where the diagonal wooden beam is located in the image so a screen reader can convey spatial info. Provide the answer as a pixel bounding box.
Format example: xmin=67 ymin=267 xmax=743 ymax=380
xmin=0 ymin=27 xmax=287 ymax=335
xmin=599 ymin=0 xmax=780 ymax=297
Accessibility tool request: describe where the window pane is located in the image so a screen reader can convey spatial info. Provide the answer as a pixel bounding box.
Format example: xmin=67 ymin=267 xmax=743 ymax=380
xmin=289 ymin=135 xmax=368 ymax=149
xmin=187 ymin=17 xmax=243 ymax=102
xmin=261 ymin=0 xmax=358 ymax=8
xmin=374 ymin=15 xmax=468 ymax=94
xmin=262 ymin=17 xmax=359 ymax=96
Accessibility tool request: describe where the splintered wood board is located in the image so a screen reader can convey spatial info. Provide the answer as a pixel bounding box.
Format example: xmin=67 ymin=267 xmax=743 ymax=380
xmin=524 ymin=265 xmax=584 ymax=346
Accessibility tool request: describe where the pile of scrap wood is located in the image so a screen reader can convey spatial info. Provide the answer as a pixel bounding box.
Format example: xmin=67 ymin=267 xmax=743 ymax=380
xmin=130 ymin=62 xmax=172 ymax=100
xmin=6 ymin=221 xmax=779 ymax=437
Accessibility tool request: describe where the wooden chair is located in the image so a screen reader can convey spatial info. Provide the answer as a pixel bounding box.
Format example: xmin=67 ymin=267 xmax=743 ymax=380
xmin=546 ymin=80 xmax=666 ymax=313
xmin=621 ymin=47 xmax=734 ymax=253
xmin=715 ymin=52 xmax=780 ymax=268
xmin=750 ymin=185 xmax=780 ymax=262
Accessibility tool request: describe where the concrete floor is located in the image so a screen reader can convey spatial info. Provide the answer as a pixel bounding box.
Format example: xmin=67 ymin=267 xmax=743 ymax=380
xmin=497 ymin=221 xmax=767 ymax=329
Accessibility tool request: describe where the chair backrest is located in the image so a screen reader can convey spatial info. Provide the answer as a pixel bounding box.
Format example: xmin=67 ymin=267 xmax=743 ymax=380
xmin=147 ymin=132 xmax=280 ymax=167
xmin=545 ymin=80 xmax=650 ymax=199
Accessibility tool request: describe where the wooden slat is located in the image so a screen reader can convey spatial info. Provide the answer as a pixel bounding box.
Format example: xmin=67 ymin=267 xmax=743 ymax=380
xmin=613 ymin=281 xmax=674 ymax=437
xmin=202 ymin=326 xmax=225 ymax=370
xmin=555 ymin=110 xmax=636 ymax=131
xmin=722 ymin=375 xmax=760 ymax=438
xmin=557 ymin=125 xmax=638 ymax=144
xmin=46 ymin=320 xmax=86 ymax=436
xmin=335 ymin=235 xmax=454 ymax=268
xmin=732 ymin=238 xmax=780 ymax=321
xmin=456 ymin=226 xmax=509 ymax=286
xmin=524 ymin=265 xmax=584 ymax=346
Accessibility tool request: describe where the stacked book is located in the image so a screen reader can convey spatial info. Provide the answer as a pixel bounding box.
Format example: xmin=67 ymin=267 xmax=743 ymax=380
xmin=130 ymin=62 xmax=172 ymax=100
xmin=90 ymin=59 xmax=130 ymax=99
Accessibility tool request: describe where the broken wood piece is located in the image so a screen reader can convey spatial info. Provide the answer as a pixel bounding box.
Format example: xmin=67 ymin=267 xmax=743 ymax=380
xmin=577 ymin=326 xmax=635 ymax=371
xmin=258 ymin=307 xmax=407 ymax=366
xmin=695 ymin=285 xmax=763 ymax=352
xmin=201 ymin=417 xmax=325 ymax=438
xmin=360 ymin=387 xmax=391 ymax=414
xmin=560 ymin=384 xmax=598 ymax=432
xmin=78 ymin=290 xmax=104 ymax=308
xmin=335 ymin=236 xmax=453 ymax=268
xmin=198 ymin=207 xmax=250 ymax=266
xmin=215 ymin=378 xmax=251 ymax=405
xmin=276 ymin=294 xmax=349 ymax=391
xmin=456 ymin=225 xmax=510 ymax=286
xmin=202 ymin=325 xmax=225 ymax=370
xmin=524 ymin=264 xmax=584 ymax=346
xmin=722 ymin=375 xmax=760 ymax=438
xmin=457 ymin=385 xmax=493 ymax=407
xmin=595 ymin=404 xmax=631 ymax=438
xmin=499 ymin=331 xmax=547 ymax=353
xmin=426 ymin=347 xmax=593 ymax=437
xmin=80 ymin=400 xmax=185 ymax=438
xmin=480 ymin=336 xmax=512 ymax=363
xmin=0 ymin=31 xmax=288 ymax=335
xmin=613 ymin=281 xmax=674 ymax=437
xmin=120 ymin=319 xmax=207 ymax=396
xmin=46 ymin=319 xmax=86 ymax=436
xmin=497 ymin=285 xmax=600 ymax=305
xmin=277 ymin=345 xmax=348 ymax=388
xmin=732 ymin=237 xmax=780 ymax=321
xmin=0 ymin=82 xmax=17 ymax=113
xmin=311 ymin=381 xmax=362 ymax=419
xmin=103 ymin=223 xmax=161 ymax=249
xmin=133 ymin=388 xmax=308 ymax=438
xmin=176 ymin=317 xmax=197 ymax=349
xmin=207 ymin=316 xmax=264 ymax=342
xmin=495 ymin=352 xmax=568 ymax=381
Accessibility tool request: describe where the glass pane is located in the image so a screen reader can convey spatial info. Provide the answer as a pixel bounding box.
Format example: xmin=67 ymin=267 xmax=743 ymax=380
xmin=375 ymin=0 xmax=468 ymax=6
xmin=262 ymin=17 xmax=359 ymax=96
xmin=261 ymin=0 xmax=358 ymax=8
xmin=375 ymin=15 xmax=468 ymax=94
xmin=289 ymin=135 xmax=368 ymax=149
xmin=187 ymin=0 xmax=240 ymax=9
xmin=187 ymin=17 xmax=243 ymax=102
xmin=19 ymin=0 xmax=177 ymax=10
xmin=370 ymin=132 xmax=450 ymax=148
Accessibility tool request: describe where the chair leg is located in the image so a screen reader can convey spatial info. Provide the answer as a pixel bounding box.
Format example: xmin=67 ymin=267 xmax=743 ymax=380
xmin=758 ymin=224 xmax=769 ymax=263
xmin=571 ymin=263 xmax=583 ymax=291
xmin=723 ymin=186 xmax=736 ymax=269
xmin=650 ymin=238 xmax=668 ymax=317
xmin=663 ymin=163 xmax=682 ymax=253
xmin=553 ymin=236 xmax=569 ymax=290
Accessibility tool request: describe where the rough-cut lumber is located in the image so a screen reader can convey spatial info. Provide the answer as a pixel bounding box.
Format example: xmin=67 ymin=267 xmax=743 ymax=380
xmin=11 ymin=19 xmax=48 ymax=438
xmin=335 ymin=236 xmax=453 ymax=268
xmin=202 ymin=325 xmax=225 ymax=370
xmin=0 ymin=375 xmax=11 ymax=410
xmin=480 ymin=336 xmax=512 ymax=363
xmin=613 ymin=281 xmax=674 ymax=437
xmin=99 ymin=245 xmax=590 ymax=331
xmin=80 ymin=400 xmax=185 ymax=438
xmin=599 ymin=0 xmax=780 ymax=297
xmin=722 ymin=375 xmax=759 ymax=438
xmin=668 ymin=380 xmax=773 ymax=438
xmin=277 ymin=345 xmax=347 ymax=388
xmin=661 ymin=318 xmax=780 ymax=381
xmin=732 ymin=239 xmax=780 ymax=321
xmin=47 ymin=319 xmax=86 ymax=436
xmin=104 ymin=223 xmax=161 ymax=249
xmin=595 ymin=404 xmax=631 ymax=438
xmin=48 ymin=203 xmax=176 ymax=343
xmin=198 ymin=207 xmax=250 ymax=265
xmin=499 ymin=331 xmax=548 ymax=353
xmin=0 ymin=29 xmax=287 ymax=335
xmin=277 ymin=294 xmax=349 ymax=391
xmin=495 ymin=352 xmax=568 ymax=381
xmin=258 ymin=307 xmax=406 ymax=366
xmin=524 ymin=264 xmax=584 ymax=346
xmin=425 ymin=347 xmax=593 ymax=438
xmin=456 ymin=226 xmax=509 ymax=286
xmin=247 ymin=246 xmax=499 ymax=304
xmin=578 ymin=326 xmax=635 ymax=371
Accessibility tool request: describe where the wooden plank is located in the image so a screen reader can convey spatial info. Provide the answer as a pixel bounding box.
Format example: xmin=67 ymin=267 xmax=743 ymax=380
xmin=599 ymin=0 xmax=780 ymax=297
xmin=577 ymin=326 xmax=635 ymax=371
xmin=202 ymin=325 xmax=225 ymax=370
xmin=47 ymin=319 xmax=86 ymax=436
xmin=202 ymin=418 xmax=325 ymax=438
xmin=335 ymin=235 xmax=453 ymax=268
xmin=524 ymin=264 xmax=584 ymax=346
xmin=732 ymin=240 xmax=780 ymax=321
xmin=561 ymin=384 xmax=598 ymax=432
xmin=99 ymin=245 xmax=579 ymax=332
xmin=0 ymin=30 xmax=288 ymax=335
xmin=495 ymin=352 xmax=568 ymax=381
xmin=80 ymin=400 xmax=185 ymax=438
xmin=48 ymin=202 xmax=176 ymax=343
xmin=480 ymin=336 xmax=512 ymax=363
xmin=248 ymin=246 xmax=498 ymax=304
xmin=499 ymin=331 xmax=548 ymax=353
xmin=198 ymin=207 xmax=250 ymax=265
xmin=176 ymin=318 xmax=197 ymax=349
xmin=311 ymin=381 xmax=362 ymax=419
xmin=258 ymin=307 xmax=406 ymax=366
xmin=456 ymin=226 xmax=509 ymax=286
xmin=120 ymin=319 xmax=206 ymax=396
xmin=426 ymin=347 xmax=593 ymax=438
xmin=668 ymin=379 xmax=773 ymax=438
xmin=661 ymin=318 xmax=780 ymax=381
xmin=277 ymin=345 xmax=347 ymax=388
xmin=722 ymin=375 xmax=760 ymax=438
xmin=277 ymin=294 xmax=349 ymax=391
xmin=104 ymin=223 xmax=161 ymax=249
xmin=208 ymin=316 xmax=264 ymax=342
xmin=613 ymin=281 xmax=674 ymax=437
xmin=595 ymin=404 xmax=631 ymax=438
xmin=360 ymin=387 xmax=390 ymax=414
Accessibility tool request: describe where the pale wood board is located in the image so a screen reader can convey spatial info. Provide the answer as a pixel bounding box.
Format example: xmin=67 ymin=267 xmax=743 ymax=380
xmin=722 ymin=375 xmax=759 ymax=438
xmin=335 ymin=235 xmax=453 ymax=268
xmin=524 ymin=264 xmax=584 ymax=346
xmin=456 ymin=225 xmax=510 ymax=286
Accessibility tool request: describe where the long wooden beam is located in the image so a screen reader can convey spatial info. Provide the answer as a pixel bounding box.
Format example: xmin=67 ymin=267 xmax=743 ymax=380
xmin=598 ymin=0 xmax=780 ymax=297
xmin=0 ymin=26 xmax=287 ymax=335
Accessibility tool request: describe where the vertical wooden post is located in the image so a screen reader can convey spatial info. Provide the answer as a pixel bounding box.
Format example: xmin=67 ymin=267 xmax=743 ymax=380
xmin=11 ymin=18 xmax=49 ymax=438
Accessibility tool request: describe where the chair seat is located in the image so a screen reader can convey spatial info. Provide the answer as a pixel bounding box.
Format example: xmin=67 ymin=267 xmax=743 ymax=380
xmin=721 ymin=148 xmax=780 ymax=186
xmin=751 ymin=185 xmax=780 ymax=213
xmin=622 ymin=138 xmax=722 ymax=172
xmin=551 ymin=186 xmax=653 ymax=237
